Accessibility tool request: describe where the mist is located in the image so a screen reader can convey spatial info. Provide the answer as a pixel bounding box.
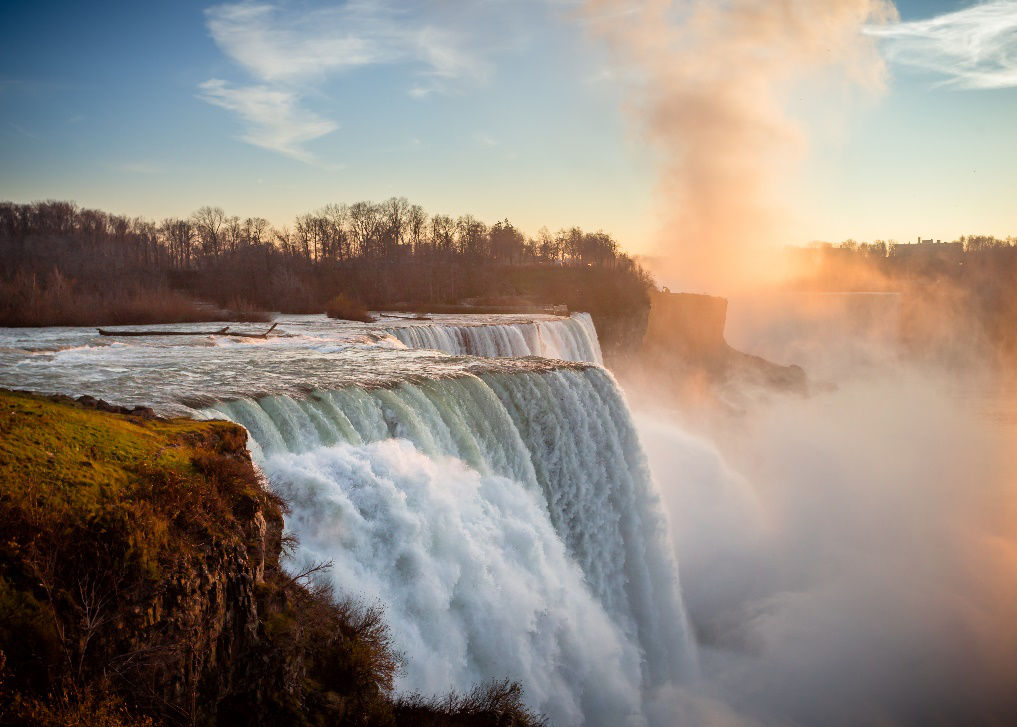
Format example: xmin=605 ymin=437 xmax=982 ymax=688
xmin=573 ymin=3 xmax=1017 ymax=721
xmin=631 ymin=306 xmax=1017 ymax=725
xmin=577 ymin=0 xmax=896 ymax=293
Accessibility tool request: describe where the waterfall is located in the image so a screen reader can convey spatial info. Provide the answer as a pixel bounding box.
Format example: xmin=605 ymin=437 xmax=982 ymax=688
xmin=387 ymin=312 xmax=604 ymax=364
xmin=0 ymin=311 xmax=694 ymax=724
xmin=209 ymin=367 xmax=695 ymax=726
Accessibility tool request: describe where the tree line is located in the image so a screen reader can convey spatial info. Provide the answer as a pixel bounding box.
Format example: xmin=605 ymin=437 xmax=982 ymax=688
xmin=794 ymin=234 xmax=1017 ymax=362
xmin=0 ymin=198 xmax=626 ymax=272
xmin=0 ymin=199 xmax=652 ymax=331
xmin=805 ymin=234 xmax=1017 ymax=257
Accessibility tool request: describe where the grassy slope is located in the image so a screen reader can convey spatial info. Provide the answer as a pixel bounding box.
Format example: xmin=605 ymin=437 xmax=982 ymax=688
xmin=0 ymin=390 xmax=241 ymax=503
xmin=0 ymin=391 xmax=254 ymax=581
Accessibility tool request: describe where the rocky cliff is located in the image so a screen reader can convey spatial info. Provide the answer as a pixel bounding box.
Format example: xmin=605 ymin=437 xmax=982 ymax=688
xmin=639 ymin=291 xmax=807 ymax=391
xmin=610 ymin=291 xmax=807 ymax=414
xmin=0 ymin=391 xmax=544 ymax=727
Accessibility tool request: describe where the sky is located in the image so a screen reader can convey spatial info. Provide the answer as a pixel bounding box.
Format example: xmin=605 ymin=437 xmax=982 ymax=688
xmin=1 ymin=0 xmax=1015 ymax=255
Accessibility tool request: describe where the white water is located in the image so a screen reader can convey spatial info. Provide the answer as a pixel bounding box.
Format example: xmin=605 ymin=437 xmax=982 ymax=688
xmin=208 ymin=369 xmax=695 ymax=725
xmin=388 ymin=312 xmax=603 ymax=364
xmin=0 ymin=313 xmax=693 ymax=726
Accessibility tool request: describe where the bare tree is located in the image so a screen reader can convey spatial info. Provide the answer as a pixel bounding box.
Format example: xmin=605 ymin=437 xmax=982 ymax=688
xmin=407 ymin=204 xmax=428 ymax=256
xmin=430 ymin=214 xmax=455 ymax=257
xmin=192 ymin=206 xmax=226 ymax=260
xmin=348 ymin=201 xmax=383 ymax=258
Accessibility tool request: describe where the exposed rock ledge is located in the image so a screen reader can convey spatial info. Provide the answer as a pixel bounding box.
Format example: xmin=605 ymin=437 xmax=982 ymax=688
xmin=640 ymin=291 xmax=807 ymax=393
xmin=613 ymin=292 xmax=808 ymax=415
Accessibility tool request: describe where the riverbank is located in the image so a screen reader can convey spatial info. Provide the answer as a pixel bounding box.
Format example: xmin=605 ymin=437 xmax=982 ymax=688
xmin=0 ymin=274 xmax=270 ymax=328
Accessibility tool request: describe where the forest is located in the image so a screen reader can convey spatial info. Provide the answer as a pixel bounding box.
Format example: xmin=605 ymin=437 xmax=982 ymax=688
xmin=0 ymin=199 xmax=652 ymax=328
xmin=791 ymin=236 xmax=1017 ymax=361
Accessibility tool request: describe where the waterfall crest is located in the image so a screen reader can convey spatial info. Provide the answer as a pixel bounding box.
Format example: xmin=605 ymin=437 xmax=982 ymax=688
xmin=388 ymin=312 xmax=604 ymax=364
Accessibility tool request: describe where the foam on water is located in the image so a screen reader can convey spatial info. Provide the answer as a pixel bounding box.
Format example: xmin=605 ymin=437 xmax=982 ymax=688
xmin=208 ymin=369 xmax=696 ymax=725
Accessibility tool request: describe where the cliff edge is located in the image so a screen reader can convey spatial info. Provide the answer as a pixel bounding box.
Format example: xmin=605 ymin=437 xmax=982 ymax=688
xmin=613 ymin=292 xmax=807 ymax=414
xmin=641 ymin=291 xmax=807 ymax=392
xmin=0 ymin=391 xmax=544 ymax=726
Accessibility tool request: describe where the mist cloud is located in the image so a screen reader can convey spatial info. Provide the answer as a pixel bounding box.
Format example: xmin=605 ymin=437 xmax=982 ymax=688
xmin=575 ymin=0 xmax=896 ymax=294
xmin=632 ymin=297 xmax=1017 ymax=725
xmin=639 ymin=369 xmax=1017 ymax=725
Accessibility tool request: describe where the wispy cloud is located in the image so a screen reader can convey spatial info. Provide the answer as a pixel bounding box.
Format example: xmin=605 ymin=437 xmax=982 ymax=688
xmin=472 ymin=132 xmax=498 ymax=148
xmin=7 ymin=122 xmax=39 ymax=140
xmin=199 ymin=79 xmax=338 ymax=163
xmin=110 ymin=162 xmax=161 ymax=175
xmin=201 ymin=1 xmax=486 ymax=163
xmin=865 ymin=0 xmax=1017 ymax=89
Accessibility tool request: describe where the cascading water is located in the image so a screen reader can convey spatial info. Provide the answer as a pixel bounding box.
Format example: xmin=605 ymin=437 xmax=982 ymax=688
xmin=0 ymin=312 xmax=693 ymax=725
xmin=388 ymin=312 xmax=604 ymax=364
xmin=208 ymin=367 xmax=696 ymax=725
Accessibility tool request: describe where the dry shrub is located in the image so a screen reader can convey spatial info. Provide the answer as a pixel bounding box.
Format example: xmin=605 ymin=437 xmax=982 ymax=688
xmin=325 ymin=293 xmax=374 ymax=322
xmin=2 ymin=676 xmax=156 ymax=727
xmin=224 ymin=297 xmax=272 ymax=323
xmin=394 ymin=679 xmax=548 ymax=727
xmin=0 ymin=271 xmax=220 ymax=327
xmin=284 ymin=577 xmax=401 ymax=722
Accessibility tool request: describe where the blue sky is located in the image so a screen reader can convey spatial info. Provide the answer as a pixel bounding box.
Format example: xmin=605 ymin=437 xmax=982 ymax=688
xmin=1 ymin=0 xmax=1015 ymax=253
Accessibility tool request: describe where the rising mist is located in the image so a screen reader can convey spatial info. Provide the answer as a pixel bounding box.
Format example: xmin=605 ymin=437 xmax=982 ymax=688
xmin=577 ymin=0 xmax=896 ymax=293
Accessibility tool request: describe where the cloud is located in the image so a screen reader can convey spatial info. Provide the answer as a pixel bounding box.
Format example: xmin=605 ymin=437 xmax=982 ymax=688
xmin=865 ymin=0 xmax=1017 ymax=89
xmin=199 ymin=79 xmax=338 ymax=163
xmin=472 ymin=132 xmax=498 ymax=148
xmin=206 ymin=3 xmax=396 ymax=84
xmin=6 ymin=122 xmax=39 ymax=140
xmin=200 ymin=1 xmax=487 ymax=163
xmin=111 ymin=162 xmax=161 ymax=175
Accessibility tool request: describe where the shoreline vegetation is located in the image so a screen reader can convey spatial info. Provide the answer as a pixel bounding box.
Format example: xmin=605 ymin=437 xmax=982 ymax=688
xmin=0 ymin=389 xmax=546 ymax=727
xmin=325 ymin=293 xmax=374 ymax=323
xmin=0 ymin=271 xmax=271 ymax=328
xmin=0 ymin=200 xmax=652 ymax=350
xmin=791 ymin=238 xmax=1017 ymax=363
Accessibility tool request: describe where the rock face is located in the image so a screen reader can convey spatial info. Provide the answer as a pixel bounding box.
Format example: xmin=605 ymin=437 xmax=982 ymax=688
xmin=125 ymin=495 xmax=278 ymax=721
xmin=628 ymin=291 xmax=808 ymax=404
xmin=595 ymin=307 xmax=650 ymax=366
xmin=0 ymin=390 xmax=546 ymax=727
xmin=0 ymin=389 xmax=290 ymax=724
xmin=642 ymin=291 xmax=729 ymax=357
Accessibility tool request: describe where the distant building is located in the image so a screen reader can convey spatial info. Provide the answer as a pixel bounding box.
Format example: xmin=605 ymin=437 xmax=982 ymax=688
xmin=893 ymin=237 xmax=963 ymax=265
